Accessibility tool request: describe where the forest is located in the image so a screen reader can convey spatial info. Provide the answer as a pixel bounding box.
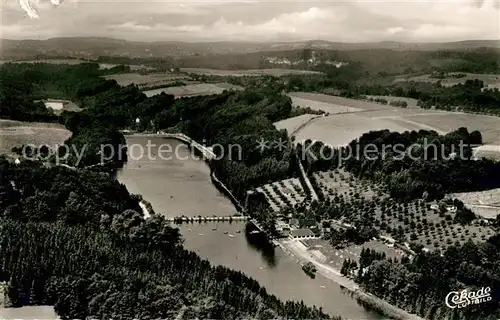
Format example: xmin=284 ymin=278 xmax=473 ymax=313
xmin=0 ymin=158 xmax=332 ymax=319
xmin=1 ymin=59 xmax=500 ymax=319
xmin=355 ymin=237 xmax=500 ymax=320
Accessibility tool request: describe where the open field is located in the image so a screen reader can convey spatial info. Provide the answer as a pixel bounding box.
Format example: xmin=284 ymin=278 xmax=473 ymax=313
xmin=401 ymin=113 xmax=500 ymax=144
xmin=256 ymin=178 xmax=307 ymax=212
xmin=0 ymin=306 xmax=58 ymax=320
xmin=38 ymin=99 xmax=82 ymax=115
xmin=274 ymin=114 xmax=319 ymax=136
xmin=293 ymin=111 xmax=434 ymax=147
xmin=451 ymin=188 xmax=500 ymax=219
xmin=142 ymin=83 xmax=243 ymax=98
xmin=289 ymin=94 xmax=362 ymax=114
xmin=288 ymin=92 xmax=395 ymax=112
xmin=312 ymin=169 xmax=495 ymax=251
xmin=103 ymin=72 xmax=189 ymax=87
xmin=0 ymin=120 xmax=71 ymax=157
xmin=287 ymin=93 xmax=500 ymax=146
xmin=182 ymin=68 xmax=322 ymax=77
xmin=394 ymin=73 xmax=500 ymax=88
xmin=474 ymin=145 xmax=500 ymax=161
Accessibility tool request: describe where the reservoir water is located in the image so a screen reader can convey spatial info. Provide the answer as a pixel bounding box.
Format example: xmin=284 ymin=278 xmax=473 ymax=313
xmin=116 ymin=136 xmax=383 ymax=320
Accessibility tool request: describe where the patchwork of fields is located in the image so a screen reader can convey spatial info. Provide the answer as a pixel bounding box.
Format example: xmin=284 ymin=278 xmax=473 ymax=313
xmin=142 ymin=83 xmax=243 ymax=98
xmin=285 ymin=93 xmax=500 ymax=147
xmin=0 ymin=120 xmax=71 ymax=157
xmin=182 ymin=68 xmax=322 ymax=77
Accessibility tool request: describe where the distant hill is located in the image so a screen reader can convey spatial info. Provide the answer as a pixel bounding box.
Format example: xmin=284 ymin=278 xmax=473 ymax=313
xmin=0 ymin=37 xmax=498 ymax=60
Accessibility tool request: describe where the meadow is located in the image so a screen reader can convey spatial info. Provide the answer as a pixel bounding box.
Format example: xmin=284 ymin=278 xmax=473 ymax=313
xmin=287 ymin=93 xmax=500 ymax=146
xmin=142 ymin=83 xmax=243 ymax=98
xmin=0 ymin=120 xmax=71 ymax=157
xmin=274 ymin=114 xmax=320 ymax=137
xmin=182 ymin=68 xmax=323 ymax=77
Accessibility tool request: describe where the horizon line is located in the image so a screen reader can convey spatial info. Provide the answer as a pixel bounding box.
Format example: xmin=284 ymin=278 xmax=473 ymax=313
xmin=1 ymin=36 xmax=499 ymax=45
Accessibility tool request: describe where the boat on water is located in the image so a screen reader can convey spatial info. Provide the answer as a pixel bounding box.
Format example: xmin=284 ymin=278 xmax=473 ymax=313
xmin=224 ymin=231 xmax=228 ymax=234
xmin=302 ymin=262 xmax=317 ymax=279
xmin=236 ymin=230 xmax=241 ymax=233
xmin=228 ymin=234 xmax=235 ymax=238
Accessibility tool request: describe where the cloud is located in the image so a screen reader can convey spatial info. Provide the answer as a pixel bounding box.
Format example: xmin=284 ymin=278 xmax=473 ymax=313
xmin=3 ymin=0 xmax=500 ymax=42
xmin=17 ymin=0 xmax=65 ymax=19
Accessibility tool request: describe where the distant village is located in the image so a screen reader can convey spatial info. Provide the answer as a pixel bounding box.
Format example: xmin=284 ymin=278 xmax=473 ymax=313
xmin=265 ymin=51 xmax=348 ymax=68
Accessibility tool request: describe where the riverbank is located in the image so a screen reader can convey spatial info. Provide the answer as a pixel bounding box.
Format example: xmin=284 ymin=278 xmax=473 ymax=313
xmin=279 ymin=239 xmax=426 ymax=320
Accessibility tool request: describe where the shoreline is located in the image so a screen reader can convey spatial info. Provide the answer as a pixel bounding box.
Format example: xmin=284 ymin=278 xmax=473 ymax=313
xmin=278 ymin=239 xmax=426 ymax=320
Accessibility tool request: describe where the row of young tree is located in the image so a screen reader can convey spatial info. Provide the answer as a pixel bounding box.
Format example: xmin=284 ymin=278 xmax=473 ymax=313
xmin=0 ymin=158 xmax=333 ymax=319
xmin=298 ymin=128 xmax=500 ymax=200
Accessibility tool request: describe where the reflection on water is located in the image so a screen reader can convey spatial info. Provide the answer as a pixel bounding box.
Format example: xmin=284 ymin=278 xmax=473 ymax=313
xmin=245 ymin=222 xmax=276 ymax=268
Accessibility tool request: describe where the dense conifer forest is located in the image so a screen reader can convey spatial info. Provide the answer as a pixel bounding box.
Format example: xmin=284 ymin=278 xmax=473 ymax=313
xmin=0 ymin=159 xmax=332 ymax=319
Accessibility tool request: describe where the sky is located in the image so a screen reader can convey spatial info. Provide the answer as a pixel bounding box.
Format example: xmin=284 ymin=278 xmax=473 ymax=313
xmin=1 ymin=0 xmax=499 ymax=42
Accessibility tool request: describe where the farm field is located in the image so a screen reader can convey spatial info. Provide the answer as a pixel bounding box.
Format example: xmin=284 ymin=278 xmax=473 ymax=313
xmin=288 ymin=93 xmax=396 ymax=112
xmin=312 ymin=169 xmax=495 ymax=251
xmin=451 ymin=188 xmax=500 ymax=219
xmin=393 ymin=73 xmax=500 ymax=88
xmin=255 ymin=178 xmax=307 ymax=212
xmin=400 ymin=113 xmax=500 ymax=144
xmin=181 ymin=68 xmax=322 ymax=77
xmin=293 ymin=112 xmax=428 ymax=147
xmin=473 ymin=145 xmax=500 ymax=161
xmin=274 ymin=114 xmax=320 ymax=136
xmin=142 ymin=83 xmax=243 ymax=98
xmin=286 ymin=94 xmax=500 ymax=146
xmin=289 ymin=95 xmax=362 ymax=114
xmin=0 ymin=120 xmax=71 ymax=157
xmin=103 ymin=72 xmax=189 ymax=87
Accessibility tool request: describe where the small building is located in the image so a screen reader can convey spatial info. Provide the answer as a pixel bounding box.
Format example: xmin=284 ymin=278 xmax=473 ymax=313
xmin=446 ymin=205 xmax=457 ymax=213
xmin=290 ymin=228 xmax=316 ymax=239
